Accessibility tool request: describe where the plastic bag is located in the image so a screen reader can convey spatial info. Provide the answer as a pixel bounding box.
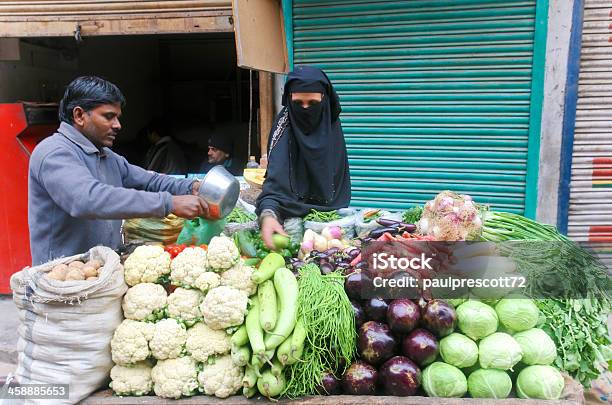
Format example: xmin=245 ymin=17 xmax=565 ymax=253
xmin=283 ymin=217 xmax=304 ymax=244
xmin=177 ymin=217 xmax=226 ymax=245
xmin=354 ymin=209 xmax=403 ymax=239
xmin=303 ymin=208 xmax=356 ymax=239
xmin=123 ymin=214 xmax=185 ymax=245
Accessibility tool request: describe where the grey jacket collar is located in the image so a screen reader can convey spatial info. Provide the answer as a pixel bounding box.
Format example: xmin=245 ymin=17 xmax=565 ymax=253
xmin=57 ymin=121 xmax=104 ymax=155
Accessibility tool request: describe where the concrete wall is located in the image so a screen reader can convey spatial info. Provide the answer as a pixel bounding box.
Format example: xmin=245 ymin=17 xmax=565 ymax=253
xmin=536 ymin=0 xmax=576 ymax=224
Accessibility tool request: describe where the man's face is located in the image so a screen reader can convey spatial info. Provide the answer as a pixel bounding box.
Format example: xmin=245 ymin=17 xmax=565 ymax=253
xmin=208 ymin=146 xmax=228 ymax=164
xmin=73 ymin=103 xmax=122 ymax=149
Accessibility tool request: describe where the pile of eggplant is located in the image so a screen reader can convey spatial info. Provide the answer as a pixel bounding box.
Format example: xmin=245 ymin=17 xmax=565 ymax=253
xmin=364 ymin=218 xmax=417 ymax=241
xmin=342 ymin=274 xmax=458 ymax=396
xmin=289 ymin=246 xmax=363 ymax=275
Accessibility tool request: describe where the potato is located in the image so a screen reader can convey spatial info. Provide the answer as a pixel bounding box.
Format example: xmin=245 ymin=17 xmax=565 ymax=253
xmin=68 ymin=261 xmax=84 ymax=269
xmin=81 ymin=266 xmax=97 ymax=278
xmin=46 ymin=270 xmax=65 ymax=281
xmin=51 ymin=264 xmax=69 ymax=279
xmin=85 ymin=260 xmax=102 ymax=270
xmin=86 ymin=276 xmax=98 ymax=281
xmin=65 ymin=268 xmax=85 ymax=281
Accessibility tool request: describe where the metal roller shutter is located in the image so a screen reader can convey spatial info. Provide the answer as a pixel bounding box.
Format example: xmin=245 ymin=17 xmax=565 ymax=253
xmin=292 ymin=0 xmax=548 ymax=215
xmin=569 ymin=0 xmax=612 ymax=266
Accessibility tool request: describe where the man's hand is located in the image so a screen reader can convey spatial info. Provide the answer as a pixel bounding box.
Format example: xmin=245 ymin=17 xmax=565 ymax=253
xmin=171 ymin=195 xmax=208 ymax=219
xmin=191 ymin=180 xmax=201 ymax=196
xmin=261 ymin=216 xmax=287 ymax=250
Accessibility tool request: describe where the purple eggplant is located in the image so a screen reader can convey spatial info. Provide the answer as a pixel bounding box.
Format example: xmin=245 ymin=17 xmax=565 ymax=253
xmin=363 ymin=298 xmax=388 ymax=322
xmin=320 ymin=262 xmax=335 ymax=275
xmin=421 ymin=299 xmax=457 ymax=337
xmin=402 ymin=329 xmax=439 ymax=367
xmin=358 ymin=321 xmax=397 ymax=366
xmin=345 ymin=247 xmax=361 ymax=260
xmin=325 ymin=247 xmax=340 ymax=256
xmin=351 ymin=300 xmax=366 ymax=328
xmin=369 ymin=227 xmax=399 ymax=239
xmin=379 ymin=356 xmax=421 ymax=396
xmin=387 ymin=299 xmax=421 ymax=334
xmin=376 ymin=218 xmax=400 ymax=227
xmin=345 ymin=271 xmax=364 ymax=300
xmin=316 ymin=371 xmax=342 ymax=395
xmin=342 ymin=361 xmax=378 ymax=395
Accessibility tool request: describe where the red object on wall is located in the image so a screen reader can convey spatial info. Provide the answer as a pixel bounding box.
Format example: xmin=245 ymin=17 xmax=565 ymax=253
xmin=0 ymin=103 xmax=57 ymax=293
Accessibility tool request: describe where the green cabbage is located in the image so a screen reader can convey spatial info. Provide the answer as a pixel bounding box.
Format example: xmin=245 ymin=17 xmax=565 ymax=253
xmin=456 ymin=300 xmax=498 ymax=340
xmin=516 ymin=365 xmax=565 ymax=399
xmin=478 ymin=333 xmax=522 ymax=370
xmin=440 ymin=333 xmax=478 ymax=368
xmin=467 ymin=369 xmax=512 ymax=399
xmin=513 ymin=328 xmax=557 ymax=365
xmin=494 ymin=298 xmax=539 ymax=332
xmin=422 ymin=362 xmax=467 ymax=398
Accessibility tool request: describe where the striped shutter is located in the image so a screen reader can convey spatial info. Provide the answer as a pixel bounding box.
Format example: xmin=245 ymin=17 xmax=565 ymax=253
xmin=569 ymin=0 xmax=612 ymax=266
xmin=292 ymin=0 xmax=548 ymax=215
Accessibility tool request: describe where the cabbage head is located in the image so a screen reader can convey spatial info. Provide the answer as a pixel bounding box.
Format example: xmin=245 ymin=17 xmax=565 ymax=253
xmin=495 ymin=298 xmax=539 ymax=332
xmin=422 ymin=362 xmax=467 ymax=398
xmin=478 ymin=333 xmax=522 ymax=370
xmin=440 ymin=333 xmax=478 ymax=368
xmin=513 ymin=328 xmax=557 ymax=365
xmin=467 ymin=369 xmax=512 ymax=399
xmin=456 ymin=300 xmax=498 ymax=340
xmin=516 ymin=365 xmax=564 ymax=399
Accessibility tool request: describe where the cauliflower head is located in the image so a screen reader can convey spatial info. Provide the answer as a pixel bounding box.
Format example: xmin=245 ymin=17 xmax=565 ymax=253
xmin=110 ymin=362 xmax=153 ymax=396
xmin=186 ymin=322 xmax=231 ymax=362
xmin=220 ymin=260 xmax=256 ymax=296
xmin=167 ymin=288 xmax=203 ymax=326
xmin=200 ymin=286 xmax=249 ymax=330
xmin=122 ymin=283 xmax=167 ymax=321
xmin=206 ymin=236 xmax=239 ymax=271
xmin=170 ymin=247 xmax=208 ymax=288
xmin=194 ymin=271 xmax=221 ymax=293
xmin=123 ymin=245 xmax=171 ymax=286
xmin=150 ymin=318 xmax=187 ymax=360
xmin=111 ymin=319 xmax=155 ymax=365
xmin=151 ymin=356 xmax=199 ymax=399
xmin=197 ymin=355 xmax=244 ymax=398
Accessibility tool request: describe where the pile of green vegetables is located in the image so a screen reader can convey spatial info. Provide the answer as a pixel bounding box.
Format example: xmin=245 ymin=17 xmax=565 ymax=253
xmin=402 ymin=205 xmax=423 ymax=224
xmin=481 ymin=211 xmax=612 ymax=387
xmin=233 ymin=229 xmax=298 ymax=260
xmin=226 ymin=207 xmax=257 ymax=224
xmin=283 ymin=263 xmax=356 ymax=397
xmin=304 ymin=209 xmax=341 ymax=222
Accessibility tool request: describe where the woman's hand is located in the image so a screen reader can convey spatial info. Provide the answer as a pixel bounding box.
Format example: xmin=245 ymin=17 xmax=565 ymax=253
xmin=261 ymin=216 xmax=288 ymax=249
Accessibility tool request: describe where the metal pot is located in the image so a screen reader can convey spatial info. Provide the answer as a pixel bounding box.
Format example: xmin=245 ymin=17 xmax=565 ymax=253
xmin=198 ymin=165 xmax=240 ymax=219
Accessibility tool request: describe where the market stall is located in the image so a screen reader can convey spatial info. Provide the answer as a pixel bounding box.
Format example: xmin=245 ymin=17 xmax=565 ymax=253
xmin=7 ymin=190 xmax=610 ymax=404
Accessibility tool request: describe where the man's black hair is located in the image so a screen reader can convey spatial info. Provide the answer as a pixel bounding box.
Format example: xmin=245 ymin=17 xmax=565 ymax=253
xmin=58 ymin=76 xmax=126 ymax=124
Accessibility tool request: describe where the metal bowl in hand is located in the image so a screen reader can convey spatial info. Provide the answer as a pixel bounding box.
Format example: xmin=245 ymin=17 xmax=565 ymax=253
xmin=198 ymin=166 xmax=240 ymax=219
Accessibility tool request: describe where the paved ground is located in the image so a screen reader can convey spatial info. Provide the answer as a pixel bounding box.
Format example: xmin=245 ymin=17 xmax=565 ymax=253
xmin=0 ymin=295 xmax=18 ymax=377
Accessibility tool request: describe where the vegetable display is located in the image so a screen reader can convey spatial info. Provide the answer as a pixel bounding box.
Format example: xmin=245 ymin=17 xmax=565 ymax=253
xmin=104 ymin=188 xmax=608 ymax=400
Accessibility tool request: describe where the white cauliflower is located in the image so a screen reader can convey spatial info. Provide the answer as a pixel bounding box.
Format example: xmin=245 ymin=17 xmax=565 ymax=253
xmin=167 ymin=288 xmax=204 ymax=326
xmin=220 ymin=260 xmax=256 ymax=296
xmin=150 ymin=318 xmax=187 ymax=360
xmin=122 ymin=283 xmax=167 ymax=321
xmin=151 ymin=356 xmax=199 ymax=399
xmin=206 ymin=236 xmax=239 ymax=271
xmin=186 ymin=322 xmax=232 ymax=362
xmin=200 ymin=286 xmax=249 ymax=330
xmin=110 ymin=362 xmax=153 ymax=396
xmin=197 ymin=355 xmax=244 ymax=398
xmin=111 ymin=319 xmax=155 ymax=365
xmin=194 ymin=271 xmax=221 ymax=293
xmin=123 ymin=245 xmax=171 ymax=286
xmin=170 ymin=247 xmax=208 ymax=288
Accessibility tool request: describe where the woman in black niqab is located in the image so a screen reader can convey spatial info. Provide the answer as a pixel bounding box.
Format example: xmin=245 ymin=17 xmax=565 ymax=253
xmin=256 ymin=65 xmax=351 ymax=248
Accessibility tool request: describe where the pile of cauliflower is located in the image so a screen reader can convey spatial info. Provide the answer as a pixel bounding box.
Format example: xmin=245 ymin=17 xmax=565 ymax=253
xmin=109 ymin=236 xmax=257 ymax=399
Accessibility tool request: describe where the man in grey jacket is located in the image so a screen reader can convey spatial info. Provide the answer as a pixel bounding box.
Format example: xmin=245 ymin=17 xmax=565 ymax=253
xmin=28 ymin=76 xmax=208 ymax=265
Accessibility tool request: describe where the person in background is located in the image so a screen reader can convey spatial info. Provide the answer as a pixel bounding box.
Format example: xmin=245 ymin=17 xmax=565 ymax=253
xmin=200 ymin=132 xmax=243 ymax=176
xmin=142 ymin=120 xmax=187 ymax=174
xmin=28 ymin=76 xmax=208 ymax=265
xmin=256 ymin=65 xmax=351 ymax=249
